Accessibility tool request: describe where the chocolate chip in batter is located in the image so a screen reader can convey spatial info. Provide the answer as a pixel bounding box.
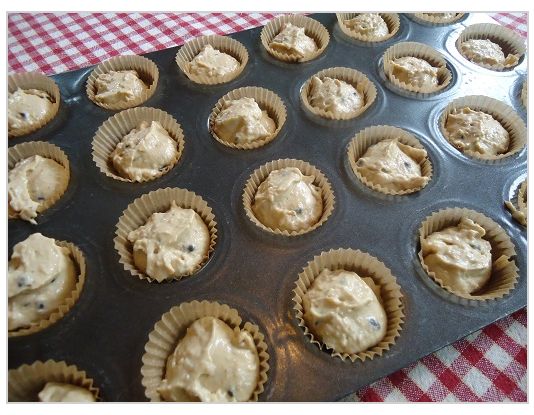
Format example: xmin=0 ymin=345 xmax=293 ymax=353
xmin=368 ymin=317 xmax=381 ymax=330
xmin=295 ymin=208 xmax=303 ymax=215
xmin=381 ymin=167 xmax=390 ymax=173
xmin=16 ymin=275 xmax=30 ymax=288
xmin=227 ymin=390 xmax=234 ymax=398
xmin=403 ymin=161 xmax=411 ymax=169
xmin=187 ymin=244 xmax=195 ymax=252
xmin=37 ymin=302 xmax=45 ymax=310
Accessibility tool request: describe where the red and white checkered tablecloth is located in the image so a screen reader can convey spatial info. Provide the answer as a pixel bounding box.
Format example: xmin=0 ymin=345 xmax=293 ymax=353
xmin=7 ymin=12 xmax=527 ymax=402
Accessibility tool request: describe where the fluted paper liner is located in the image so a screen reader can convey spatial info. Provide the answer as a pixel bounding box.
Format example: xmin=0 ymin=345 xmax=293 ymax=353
xmin=9 ymin=360 xmax=99 ymax=402
xmin=418 ymin=208 xmax=518 ymax=301
xmin=140 ymin=300 xmax=269 ymax=402
xmin=242 ymin=159 xmax=335 ymax=236
xmin=347 ymin=125 xmax=433 ymax=195
xmin=439 ymin=95 xmax=527 ymax=161
xmin=92 ymin=107 xmax=184 ymax=182
xmin=8 ymin=72 xmax=60 ymax=138
xmin=505 ymin=179 xmax=527 ymax=227
xmin=176 ymin=35 xmax=249 ymax=85
xmin=292 ymin=248 xmax=404 ymax=362
xmin=336 ymin=13 xmax=400 ymax=42
xmin=86 ymin=55 xmax=159 ymax=110
xmin=114 ymin=187 xmax=217 ymax=283
xmin=383 ymin=41 xmax=452 ymax=95
xmin=300 ymin=67 xmax=377 ymax=120
xmin=412 ymin=13 xmax=465 ymax=25
xmin=521 ymin=80 xmax=527 ymax=109
xmin=457 ymin=23 xmax=525 ymax=71
xmin=8 ymin=141 xmax=70 ymax=222
xmin=9 ymin=240 xmax=86 ymax=338
xmin=209 ymin=86 xmax=287 ymax=150
xmin=260 ymin=14 xmax=330 ymax=63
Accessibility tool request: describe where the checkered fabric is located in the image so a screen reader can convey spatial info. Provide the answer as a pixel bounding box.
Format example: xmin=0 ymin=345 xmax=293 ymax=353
xmin=6 ymin=12 xmax=527 ymax=402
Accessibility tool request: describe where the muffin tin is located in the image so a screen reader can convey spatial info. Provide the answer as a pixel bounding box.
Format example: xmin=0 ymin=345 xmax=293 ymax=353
xmin=8 ymin=13 xmax=527 ymax=401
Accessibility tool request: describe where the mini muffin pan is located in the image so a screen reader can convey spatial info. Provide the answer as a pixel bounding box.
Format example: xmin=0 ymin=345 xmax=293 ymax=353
xmin=8 ymin=13 xmax=527 ymax=401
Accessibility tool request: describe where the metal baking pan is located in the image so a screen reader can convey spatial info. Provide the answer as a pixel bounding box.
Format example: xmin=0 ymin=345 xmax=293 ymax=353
xmin=8 ymin=13 xmax=527 ymax=401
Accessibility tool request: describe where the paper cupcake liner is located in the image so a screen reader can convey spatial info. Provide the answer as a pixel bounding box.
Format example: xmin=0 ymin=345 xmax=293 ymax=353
xmin=8 ymin=359 xmax=99 ymax=402
xmin=260 ymin=14 xmax=330 ymax=63
xmin=300 ymin=67 xmax=377 ymax=120
xmin=9 ymin=240 xmax=86 ymax=337
xmin=242 ymin=159 xmax=335 ymax=236
xmin=91 ymin=107 xmax=184 ymax=183
xmin=114 ymin=187 xmax=217 ymax=283
xmin=140 ymin=300 xmax=269 ymax=402
xmin=209 ymin=86 xmax=287 ymax=150
xmin=383 ymin=41 xmax=452 ymax=95
xmin=292 ymin=248 xmax=404 ymax=362
xmin=456 ymin=23 xmax=525 ymax=71
xmin=505 ymin=179 xmax=527 ymax=227
xmin=8 ymin=141 xmax=70 ymax=222
xmin=86 ymin=55 xmax=159 ymax=110
xmin=418 ymin=207 xmax=519 ymax=301
xmin=411 ymin=13 xmax=465 ymax=25
xmin=439 ymin=95 xmax=527 ymax=161
xmin=8 ymin=72 xmax=61 ymax=138
xmin=336 ymin=13 xmax=400 ymax=42
xmin=175 ymin=35 xmax=249 ymax=85
xmin=521 ymin=79 xmax=527 ymax=110
xmin=347 ymin=125 xmax=433 ymax=195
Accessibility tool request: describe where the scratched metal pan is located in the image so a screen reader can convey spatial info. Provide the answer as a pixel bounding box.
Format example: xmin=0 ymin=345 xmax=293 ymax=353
xmin=8 ymin=13 xmax=527 ymax=402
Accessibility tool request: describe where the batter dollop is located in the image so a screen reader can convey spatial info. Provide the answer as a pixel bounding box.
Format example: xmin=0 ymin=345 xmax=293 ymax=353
xmin=8 ymin=88 xmax=53 ymax=134
xmin=343 ymin=13 xmax=389 ymax=39
xmin=269 ymin=23 xmax=318 ymax=59
xmin=389 ymin=56 xmax=439 ymax=91
xmin=94 ymin=70 xmax=147 ymax=105
xmin=187 ymin=44 xmax=240 ymax=78
xmin=460 ymin=39 xmax=519 ymax=68
xmin=308 ymin=76 xmax=364 ymax=116
xmin=38 ymin=382 xmax=95 ymax=402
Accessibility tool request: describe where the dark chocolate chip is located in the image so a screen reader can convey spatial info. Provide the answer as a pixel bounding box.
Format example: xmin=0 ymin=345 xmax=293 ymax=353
xmin=38 ymin=303 xmax=45 ymax=310
xmin=227 ymin=390 xmax=234 ymax=398
xmin=19 ymin=112 xmax=28 ymax=119
xmin=187 ymin=245 xmax=195 ymax=252
xmin=381 ymin=167 xmax=389 ymax=173
xmin=16 ymin=276 xmax=27 ymax=288
xmin=37 ymin=196 xmax=45 ymax=201
xmin=295 ymin=208 xmax=303 ymax=215
xmin=368 ymin=317 xmax=381 ymax=330
xmin=403 ymin=162 xmax=411 ymax=169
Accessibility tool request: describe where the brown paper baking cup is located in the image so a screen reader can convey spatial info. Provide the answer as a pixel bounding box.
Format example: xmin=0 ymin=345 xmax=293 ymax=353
xmin=140 ymin=300 xmax=269 ymax=402
xmin=412 ymin=13 xmax=465 ymax=25
xmin=439 ymin=95 xmax=527 ymax=161
xmin=8 ymin=359 xmax=99 ymax=402
xmin=92 ymin=107 xmax=184 ymax=183
xmin=86 ymin=55 xmax=159 ymax=110
xmin=8 ymin=72 xmax=60 ymax=138
xmin=175 ymin=35 xmax=249 ymax=85
xmin=293 ymin=248 xmax=404 ymax=362
xmin=457 ymin=23 xmax=525 ymax=71
xmin=8 ymin=141 xmax=70 ymax=222
xmin=209 ymin=86 xmax=287 ymax=150
xmin=517 ymin=180 xmax=527 ymax=212
xmin=336 ymin=13 xmax=400 ymax=42
xmin=114 ymin=187 xmax=217 ymax=283
xmin=347 ymin=125 xmax=433 ymax=195
xmin=242 ymin=159 xmax=335 ymax=236
xmin=260 ymin=14 xmax=330 ymax=63
xmin=521 ymin=80 xmax=527 ymax=109
xmin=505 ymin=179 xmax=527 ymax=227
xmin=9 ymin=240 xmax=86 ymax=338
xmin=300 ymin=67 xmax=377 ymax=120
xmin=383 ymin=41 xmax=452 ymax=95
xmin=418 ymin=207 xmax=518 ymax=301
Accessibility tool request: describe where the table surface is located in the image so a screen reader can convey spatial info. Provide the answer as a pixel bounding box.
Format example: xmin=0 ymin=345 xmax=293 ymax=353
xmin=7 ymin=12 xmax=527 ymax=402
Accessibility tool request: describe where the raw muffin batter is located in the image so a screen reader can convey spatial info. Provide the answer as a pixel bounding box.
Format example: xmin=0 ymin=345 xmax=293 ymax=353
xmin=388 ymin=56 xmax=439 ymax=91
xmin=308 ymin=76 xmax=364 ymax=116
xmin=252 ymin=167 xmax=323 ymax=232
xmin=8 ymin=155 xmax=69 ymax=224
xmin=302 ymin=269 xmax=387 ymax=355
xmin=8 ymin=88 xmax=53 ymax=134
xmin=94 ymin=70 xmax=147 ymax=105
xmin=355 ymin=138 xmax=429 ymax=192
xmin=459 ymin=39 xmax=519 ymax=67
xmin=127 ymin=202 xmax=210 ymax=281
xmin=110 ymin=120 xmax=178 ymax=181
xmin=343 ymin=13 xmax=389 ymax=39
xmin=8 ymin=233 xmax=77 ymax=331
xmin=444 ymin=107 xmax=510 ymax=156
xmin=421 ymin=218 xmax=492 ymax=294
xmin=38 ymin=382 xmax=95 ymax=402
xmin=158 ymin=316 xmax=259 ymax=402
xmin=187 ymin=44 xmax=240 ymax=78
xmin=422 ymin=13 xmax=460 ymax=20
xmin=212 ymin=97 xmax=276 ymax=145
xmin=269 ymin=23 xmax=318 ymax=59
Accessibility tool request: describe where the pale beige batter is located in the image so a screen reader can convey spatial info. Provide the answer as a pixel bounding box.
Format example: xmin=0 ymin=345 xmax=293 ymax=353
xmin=8 ymin=88 xmax=53 ymax=133
xmin=460 ymin=39 xmax=519 ymax=67
xmin=303 ymin=269 xmax=387 ymax=355
xmin=187 ymin=44 xmax=240 ymax=78
xmin=127 ymin=202 xmax=210 ymax=282
xmin=343 ymin=13 xmax=389 ymax=39
xmin=308 ymin=76 xmax=364 ymax=116
xmin=252 ymin=167 xmax=323 ymax=232
xmin=269 ymin=23 xmax=318 ymax=59
xmin=389 ymin=56 xmax=439 ymax=91
xmin=422 ymin=13 xmax=459 ymax=20
xmin=94 ymin=70 xmax=147 ymax=105
xmin=38 ymin=382 xmax=95 ymax=402
xmin=158 ymin=316 xmax=259 ymax=402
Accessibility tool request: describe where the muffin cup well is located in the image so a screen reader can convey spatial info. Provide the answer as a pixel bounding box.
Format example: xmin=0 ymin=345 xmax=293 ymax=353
xmin=209 ymin=86 xmax=287 ymax=150
xmin=347 ymin=125 xmax=433 ymax=195
xmin=114 ymin=187 xmax=217 ymax=283
xmin=411 ymin=13 xmax=465 ymax=25
xmin=260 ymin=14 xmax=330 ymax=63
xmin=140 ymin=300 xmax=269 ymax=402
xmin=92 ymin=107 xmax=184 ymax=183
xmin=439 ymin=95 xmax=527 ymax=161
xmin=336 ymin=13 xmax=400 ymax=42
xmin=86 ymin=55 xmax=159 ymax=110
xmin=175 ymin=34 xmax=249 ymax=85
xmin=242 ymin=159 xmax=335 ymax=236
xmin=8 ymin=72 xmax=61 ymax=138
xmin=418 ymin=207 xmax=519 ymax=301
xmin=300 ymin=66 xmax=377 ymax=120
xmin=293 ymin=248 xmax=404 ymax=362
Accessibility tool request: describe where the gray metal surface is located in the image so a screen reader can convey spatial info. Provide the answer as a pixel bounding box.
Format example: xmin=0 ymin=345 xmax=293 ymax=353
xmin=8 ymin=13 xmax=527 ymax=402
